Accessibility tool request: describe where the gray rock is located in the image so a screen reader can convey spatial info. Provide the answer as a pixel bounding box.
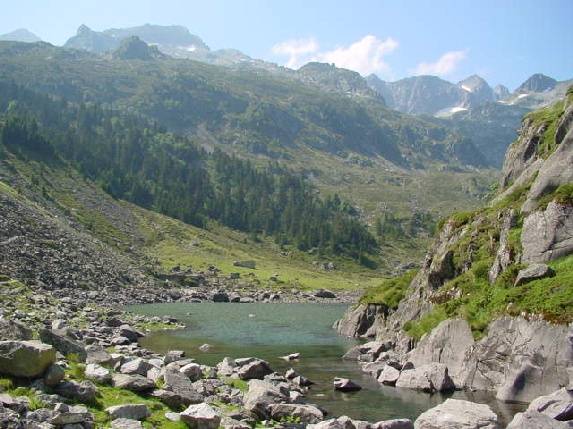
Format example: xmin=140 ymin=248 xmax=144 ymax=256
xmin=314 ymin=289 xmax=336 ymax=299
xmin=372 ymin=419 xmax=414 ymax=429
xmin=39 ymin=329 xmax=87 ymax=362
xmin=522 ymin=202 xmax=573 ymax=263
xmin=54 ymin=380 xmax=97 ymax=403
xmin=164 ymin=350 xmax=186 ymax=364
xmin=112 ymin=374 xmax=155 ymax=393
xmin=514 ymin=263 xmax=555 ymax=286
xmin=396 ymin=363 xmax=454 ymax=393
xmin=334 ymin=303 xmax=387 ymax=338
xmin=243 ymin=379 xmax=287 ymax=419
xmin=50 ymin=404 xmax=92 ymax=425
xmin=489 ymin=209 xmax=518 ymax=283
xmin=106 ymin=404 xmax=149 ymax=421
xmin=180 ymin=403 xmax=221 ymax=429
xmin=85 ymin=363 xmax=112 ymax=384
xmin=180 ymin=363 xmax=203 ymax=381
xmin=0 ymin=319 xmax=33 ymax=341
xmin=414 ymin=399 xmax=499 ymax=429
xmin=269 ymin=403 xmax=324 ymax=423
xmin=307 ymin=416 xmax=356 ymax=429
xmin=333 ymin=377 xmax=362 ymax=392
xmin=236 ymin=359 xmax=272 ymax=380
xmin=164 ymin=369 xmax=204 ymax=405
xmin=506 ymin=411 xmax=571 ymax=429
xmin=216 ymin=357 xmax=236 ymax=376
xmin=407 ymin=319 xmax=474 ymax=388
xmin=111 ymin=418 xmax=143 ymax=429
xmin=118 ymin=325 xmax=144 ymax=343
xmin=213 ymin=292 xmax=230 ymax=302
xmin=150 ymin=389 xmax=189 ymax=409
xmin=377 ymin=365 xmax=401 ymax=386
xmin=120 ymin=358 xmax=153 ymax=376
xmin=43 ymin=364 xmax=65 ymax=387
xmin=526 ymin=387 xmax=573 ymax=420
xmin=85 ymin=344 xmax=113 ymax=365
xmin=0 ymin=340 xmax=56 ymax=377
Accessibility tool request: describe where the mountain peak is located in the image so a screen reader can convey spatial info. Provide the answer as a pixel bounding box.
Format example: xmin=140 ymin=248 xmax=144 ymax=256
xmin=515 ymin=73 xmax=557 ymax=93
xmin=111 ymin=36 xmax=167 ymax=60
xmin=457 ymin=75 xmax=489 ymax=92
xmin=0 ymin=28 xmax=42 ymax=43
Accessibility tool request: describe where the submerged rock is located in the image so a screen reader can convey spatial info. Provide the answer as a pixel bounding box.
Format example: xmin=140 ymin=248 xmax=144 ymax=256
xmin=333 ymin=377 xmax=362 ymax=392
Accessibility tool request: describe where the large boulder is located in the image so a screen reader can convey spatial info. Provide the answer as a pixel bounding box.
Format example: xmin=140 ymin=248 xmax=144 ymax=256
xmin=526 ymin=387 xmax=573 ymax=420
xmin=506 ymin=411 xmax=571 ymax=429
xmin=414 ymin=399 xmax=499 ymax=429
xmin=106 ymin=404 xmax=150 ymax=421
xmin=86 ymin=344 xmax=113 ymax=365
xmin=377 ymin=365 xmax=401 ymax=386
xmin=180 ymin=403 xmax=221 ymax=429
xmin=120 ymin=358 xmax=154 ymax=376
xmin=334 ymin=304 xmax=388 ymax=338
xmin=164 ymin=369 xmax=204 ymax=405
xmin=333 ymin=377 xmax=362 ymax=392
xmin=243 ymin=379 xmax=287 ymax=419
xmin=39 ymin=328 xmax=87 ymax=362
xmin=372 ymin=419 xmax=414 ymax=429
xmin=85 ymin=363 xmax=112 ymax=384
xmin=269 ymin=403 xmax=324 ymax=423
xmin=236 ymin=358 xmax=273 ymax=380
xmin=0 ymin=340 xmax=56 ymax=377
xmin=460 ymin=317 xmax=572 ymax=403
xmin=521 ymin=202 xmax=573 ymax=263
xmin=0 ymin=319 xmax=33 ymax=341
xmin=112 ymin=373 xmax=155 ymax=393
xmin=396 ymin=364 xmax=454 ymax=393
xmin=54 ymin=380 xmax=98 ymax=403
xmin=514 ymin=263 xmax=555 ymax=286
xmin=111 ymin=418 xmax=143 ymax=429
xmin=407 ymin=319 xmax=474 ymax=387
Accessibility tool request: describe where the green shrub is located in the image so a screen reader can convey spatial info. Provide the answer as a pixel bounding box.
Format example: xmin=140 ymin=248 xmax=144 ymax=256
xmin=360 ymin=270 xmax=417 ymax=308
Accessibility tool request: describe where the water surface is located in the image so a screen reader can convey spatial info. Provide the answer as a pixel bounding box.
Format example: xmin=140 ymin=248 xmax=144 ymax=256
xmin=129 ymin=302 xmax=522 ymax=423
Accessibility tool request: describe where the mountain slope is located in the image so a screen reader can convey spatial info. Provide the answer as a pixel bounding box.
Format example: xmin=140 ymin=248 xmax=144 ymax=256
xmin=0 ymin=28 xmax=42 ymax=43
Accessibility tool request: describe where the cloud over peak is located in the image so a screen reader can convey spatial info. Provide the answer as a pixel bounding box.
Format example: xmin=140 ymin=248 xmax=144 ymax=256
xmin=272 ymin=35 xmax=398 ymax=76
xmin=412 ymin=50 xmax=467 ymax=76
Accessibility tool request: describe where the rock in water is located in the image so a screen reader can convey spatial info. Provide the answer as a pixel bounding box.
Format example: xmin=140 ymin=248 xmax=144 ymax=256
xmin=414 ymin=399 xmax=499 ymax=429
xmin=0 ymin=340 xmax=56 ymax=377
xmin=333 ymin=377 xmax=362 ymax=392
xmin=506 ymin=411 xmax=571 ymax=429
xmin=236 ymin=358 xmax=273 ymax=380
xmin=525 ymin=387 xmax=573 ymax=420
xmin=396 ymin=363 xmax=455 ymax=393
xmin=180 ymin=403 xmax=221 ymax=429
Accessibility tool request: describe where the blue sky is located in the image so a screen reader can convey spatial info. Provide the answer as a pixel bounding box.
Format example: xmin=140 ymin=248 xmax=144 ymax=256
xmin=1 ymin=0 xmax=572 ymax=89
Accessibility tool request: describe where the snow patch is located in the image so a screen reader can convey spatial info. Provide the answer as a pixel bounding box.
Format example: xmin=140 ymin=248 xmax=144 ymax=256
xmin=450 ymin=106 xmax=468 ymax=113
xmin=461 ymin=84 xmax=473 ymax=92
xmin=186 ymin=45 xmax=197 ymax=52
xmin=517 ymin=93 xmax=529 ymax=99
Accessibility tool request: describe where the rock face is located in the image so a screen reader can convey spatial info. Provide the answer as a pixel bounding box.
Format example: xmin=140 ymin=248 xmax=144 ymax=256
xmin=0 ymin=340 xmax=56 ymax=377
xmin=334 ymin=304 xmax=388 ymax=338
xmin=461 ymin=317 xmax=572 ymax=403
xmin=414 ymin=399 xmax=499 ymax=429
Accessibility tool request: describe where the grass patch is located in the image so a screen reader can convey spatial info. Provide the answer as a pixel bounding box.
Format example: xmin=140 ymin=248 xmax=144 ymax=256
xmin=526 ymin=99 xmax=565 ymax=159
xmin=221 ymin=377 xmax=249 ymax=392
xmin=360 ymin=270 xmax=417 ymax=308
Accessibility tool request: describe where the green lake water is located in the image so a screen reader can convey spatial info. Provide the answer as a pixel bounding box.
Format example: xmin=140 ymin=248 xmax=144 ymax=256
xmin=128 ymin=302 xmax=523 ymax=424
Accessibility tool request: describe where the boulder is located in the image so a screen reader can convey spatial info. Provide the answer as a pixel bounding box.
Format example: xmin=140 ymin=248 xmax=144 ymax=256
xmin=526 ymin=387 xmax=573 ymax=420
xmin=0 ymin=319 xmax=33 ymax=341
xmin=39 ymin=329 xmax=87 ymax=362
xmin=414 ymin=399 xmax=499 ymax=429
xmin=54 ymin=380 xmax=97 ymax=403
xmin=407 ymin=319 xmax=474 ymax=387
xmin=43 ymin=364 xmax=65 ymax=387
xmin=334 ymin=304 xmax=387 ymax=338
xmin=106 ymin=404 xmax=149 ymax=421
xmin=180 ymin=363 xmax=203 ymax=381
xmin=506 ymin=411 xmax=571 ymax=429
xmin=111 ymin=418 xmax=143 ymax=429
xmin=213 ymin=292 xmax=230 ymax=303
xmin=372 ymin=419 xmax=414 ymax=429
xmin=85 ymin=363 xmax=112 ymax=384
xmin=314 ymin=289 xmax=336 ymax=299
xmin=333 ymin=377 xmax=362 ymax=392
xmin=216 ymin=357 xmax=236 ymax=376
xmin=50 ymin=404 xmax=93 ymax=425
xmin=118 ymin=325 xmax=144 ymax=343
xmin=243 ymin=379 xmax=287 ymax=419
xmin=180 ymin=403 xmax=221 ymax=429
xmin=307 ymin=416 xmax=356 ymax=429
xmin=85 ymin=344 xmax=113 ymax=365
xmin=151 ymin=389 xmax=190 ymax=409
xmin=236 ymin=359 xmax=272 ymax=380
xmin=164 ymin=369 xmax=204 ymax=405
xmin=269 ymin=403 xmax=324 ymax=423
xmin=120 ymin=358 xmax=153 ymax=376
xmin=396 ymin=364 xmax=454 ymax=393
xmin=514 ymin=263 xmax=555 ymax=286
xmin=0 ymin=340 xmax=56 ymax=377
xmin=164 ymin=350 xmax=186 ymax=364
xmin=377 ymin=365 xmax=401 ymax=386
xmin=112 ymin=374 xmax=155 ymax=393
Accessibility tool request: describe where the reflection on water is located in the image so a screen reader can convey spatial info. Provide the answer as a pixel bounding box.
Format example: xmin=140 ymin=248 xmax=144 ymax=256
xmin=128 ymin=302 xmax=523 ymax=424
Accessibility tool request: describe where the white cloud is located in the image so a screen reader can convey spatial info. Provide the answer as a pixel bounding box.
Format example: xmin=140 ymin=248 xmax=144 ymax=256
xmin=412 ymin=50 xmax=467 ymax=76
xmin=272 ymin=38 xmax=319 ymax=69
xmin=272 ymin=35 xmax=398 ymax=76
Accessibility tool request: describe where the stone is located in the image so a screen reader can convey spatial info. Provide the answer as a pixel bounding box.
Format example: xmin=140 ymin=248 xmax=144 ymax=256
xmin=164 ymin=350 xmax=186 ymax=364
xmin=212 ymin=292 xmax=230 ymax=302
xmin=180 ymin=403 xmax=221 ymax=429
xmin=39 ymin=329 xmax=87 ymax=362
xmin=396 ymin=364 xmax=454 ymax=393
xmin=514 ymin=263 xmax=555 ymax=286
xmin=180 ymin=363 xmax=203 ymax=381
xmin=377 ymin=365 xmax=401 ymax=386
xmin=112 ymin=374 xmax=155 ymax=393
xmin=216 ymin=357 xmax=236 ymax=376
xmin=0 ymin=319 xmax=33 ymax=341
xmin=372 ymin=419 xmax=414 ymax=429
xmin=50 ymin=404 xmax=93 ymax=425
xmin=198 ymin=344 xmax=211 ymax=352
xmin=407 ymin=319 xmax=474 ymax=388
xmin=269 ymin=403 xmax=324 ymax=423
xmin=85 ymin=344 xmax=113 ymax=365
xmin=0 ymin=340 xmax=56 ymax=377
xmin=85 ymin=363 xmax=112 ymax=384
xmin=334 ymin=304 xmax=387 ymax=338
xmin=151 ymin=389 xmax=189 ymax=409
xmin=243 ymin=379 xmax=287 ymax=419
xmin=120 ymin=358 xmax=153 ymax=376
xmin=111 ymin=418 xmax=143 ymax=429
xmin=43 ymin=364 xmax=65 ymax=387
xmin=314 ymin=289 xmax=336 ymax=299
xmin=118 ymin=325 xmax=144 ymax=343
xmin=233 ymin=260 xmax=256 ymax=269
xmin=414 ymin=399 xmax=499 ymax=429
xmin=333 ymin=378 xmax=362 ymax=392
xmin=236 ymin=359 xmax=272 ymax=380
xmin=164 ymin=369 xmax=204 ymax=405
xmin=54 ymin=380 xmax=97 ymax=403
xmin=526 ymin=387 xmax=573 ymax=420
xmin=307 ymin=416 xmax=356 ymax=429
xmin=280 ymin=353 xmax=300 ymax=361
xmin=106 ymin=404 xmax=149 ymax=421
xmin=506 ymin=411 xmax=571 ymax=429
xmin=521 ymin=202 xmax=573 ymax=263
